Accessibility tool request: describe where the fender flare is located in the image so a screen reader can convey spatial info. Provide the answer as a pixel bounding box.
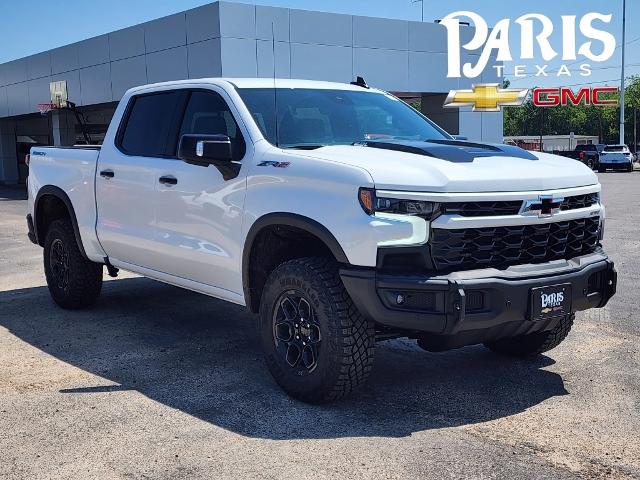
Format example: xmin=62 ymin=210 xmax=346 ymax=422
xmin=34 ymin=185 xmax=88 ymax=259
xmin=242 ymin=212 xmax=349 ymax=308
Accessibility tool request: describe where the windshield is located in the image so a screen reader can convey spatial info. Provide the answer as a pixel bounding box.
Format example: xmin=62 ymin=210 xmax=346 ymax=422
xmin=236 ymin=88 xmax=451 ymax=148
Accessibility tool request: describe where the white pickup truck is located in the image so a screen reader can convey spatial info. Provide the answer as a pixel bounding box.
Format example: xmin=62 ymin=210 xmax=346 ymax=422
xmin=26 ymin=78 xmax=617 ymax=403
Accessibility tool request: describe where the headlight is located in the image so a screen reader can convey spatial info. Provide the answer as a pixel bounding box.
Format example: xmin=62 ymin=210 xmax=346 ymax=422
xmin=359 ymin=188 xmax=441 ymax=220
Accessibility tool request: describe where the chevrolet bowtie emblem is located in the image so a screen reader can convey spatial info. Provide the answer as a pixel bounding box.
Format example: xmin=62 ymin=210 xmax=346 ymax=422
xmin=444 ymin=84 xmax=529 ymax=112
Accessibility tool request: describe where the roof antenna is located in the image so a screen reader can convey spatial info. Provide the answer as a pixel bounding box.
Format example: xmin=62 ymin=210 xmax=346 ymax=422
xmin=272 ymin=22 xmax=280 ymax=147
xmin=351 ymin=76 xmax=369 ymax=89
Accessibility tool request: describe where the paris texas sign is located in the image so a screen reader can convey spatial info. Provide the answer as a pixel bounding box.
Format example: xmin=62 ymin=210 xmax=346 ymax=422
xmin=439 ymin=11 xmax=617 ymax=79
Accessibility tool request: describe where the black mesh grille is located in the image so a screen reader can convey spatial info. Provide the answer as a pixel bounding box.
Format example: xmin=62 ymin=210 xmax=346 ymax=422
xmin=431 ymin=217 xmax=600 ymax=271
xmin=560 ymin=193 xmax=599 ymax=211
xmin=443 ymin=201 xmax=522 ymax=217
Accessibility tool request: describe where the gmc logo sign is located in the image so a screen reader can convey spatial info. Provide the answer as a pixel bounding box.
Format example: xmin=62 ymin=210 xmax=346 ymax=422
xmin=532 ymin=87 xmax=619 ymax=107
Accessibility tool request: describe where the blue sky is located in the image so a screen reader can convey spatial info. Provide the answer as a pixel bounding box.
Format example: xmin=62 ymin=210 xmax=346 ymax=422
xmin=1 ymin=0 xmax=637 ymax=88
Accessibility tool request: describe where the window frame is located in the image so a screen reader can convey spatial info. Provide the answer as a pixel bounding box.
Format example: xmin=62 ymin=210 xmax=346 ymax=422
xmin=115 ymin=87 xmax=248 ymax=162
xmin=115 ymin=90 xmax=189 ymax=159
xmin=175 ymin=89 xmax=247 ymax=162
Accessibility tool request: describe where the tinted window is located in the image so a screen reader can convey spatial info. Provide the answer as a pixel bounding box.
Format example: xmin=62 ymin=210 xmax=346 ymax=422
xmin=178 ymin=91 xmax=246 ymax=161
xmin=236 ymin=88 xmax=450 ymax=148
xmin=576 ymin=145 xmax=596 ymax=151
xmin=119 ymin=91 xmax=187 ymax=157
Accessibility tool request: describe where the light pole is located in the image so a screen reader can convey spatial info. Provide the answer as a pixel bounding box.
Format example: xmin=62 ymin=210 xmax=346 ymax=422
xmin=620 ymin=0 xmax=627 ymax=145
xmin=411 ymin=0 xmax=424 ymax=22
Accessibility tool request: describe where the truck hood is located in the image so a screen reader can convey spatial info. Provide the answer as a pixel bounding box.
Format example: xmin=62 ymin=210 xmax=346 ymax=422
xmin=295 ymin=143 xmax=598 ymax=192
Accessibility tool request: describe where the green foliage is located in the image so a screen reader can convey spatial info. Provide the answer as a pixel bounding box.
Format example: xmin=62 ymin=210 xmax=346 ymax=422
xmin=503 ymin=76 xmax=640 ymax=146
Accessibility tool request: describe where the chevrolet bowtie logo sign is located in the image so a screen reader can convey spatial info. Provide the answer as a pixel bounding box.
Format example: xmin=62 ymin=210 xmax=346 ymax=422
xmin=444 ymin=84 xmax=529 ymax=112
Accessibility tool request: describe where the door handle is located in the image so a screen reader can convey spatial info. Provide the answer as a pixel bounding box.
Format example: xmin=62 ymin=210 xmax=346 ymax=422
xmin=100 ymin=169 xmax=114 ymax=179
xmin=159 ymin=175 xmax=178 ymax=186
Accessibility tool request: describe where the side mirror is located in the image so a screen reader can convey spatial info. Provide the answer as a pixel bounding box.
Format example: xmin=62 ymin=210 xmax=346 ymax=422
xmin=178 ymin=134 xmax=233 ymax=165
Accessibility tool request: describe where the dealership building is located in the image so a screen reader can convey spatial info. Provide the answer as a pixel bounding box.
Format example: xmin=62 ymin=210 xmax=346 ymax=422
xmin=0 ymin=1 xmax=502 ymax=184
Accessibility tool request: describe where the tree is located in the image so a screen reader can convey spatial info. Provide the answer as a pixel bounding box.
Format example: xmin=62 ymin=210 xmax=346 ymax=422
xmin=503 ymin=80 xmax=635 ymax=146
xmin=623 ymin=76 xmax=640 ymax=150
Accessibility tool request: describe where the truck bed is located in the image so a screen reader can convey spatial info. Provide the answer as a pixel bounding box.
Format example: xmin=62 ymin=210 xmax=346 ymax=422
xmin=27 ymin=145 xmax=105 ymax=262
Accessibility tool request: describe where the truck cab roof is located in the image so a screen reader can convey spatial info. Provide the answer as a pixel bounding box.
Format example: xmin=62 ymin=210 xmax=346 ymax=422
xmin=126 ymin=78 xmax=384 ymax=95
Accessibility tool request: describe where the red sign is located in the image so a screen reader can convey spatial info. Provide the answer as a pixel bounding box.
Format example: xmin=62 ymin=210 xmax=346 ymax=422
xmin=532 ymin=87 xmax=619 ymax=107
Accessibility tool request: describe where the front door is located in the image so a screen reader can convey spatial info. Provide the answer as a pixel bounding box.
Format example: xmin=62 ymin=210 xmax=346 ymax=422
xmin=151 ymin=89 xmax=251 ymax=296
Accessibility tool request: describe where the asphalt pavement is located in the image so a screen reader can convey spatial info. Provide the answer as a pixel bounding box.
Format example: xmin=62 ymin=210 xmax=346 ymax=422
xmin=0 ymin=173 xmax=638 ymax=479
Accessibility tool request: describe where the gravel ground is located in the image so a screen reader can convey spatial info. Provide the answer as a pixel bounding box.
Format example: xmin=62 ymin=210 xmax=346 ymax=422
xmin=0 ymin=173 xmax=638 ymax=479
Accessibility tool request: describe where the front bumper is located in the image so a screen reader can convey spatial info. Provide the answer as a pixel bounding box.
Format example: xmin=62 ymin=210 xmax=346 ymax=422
xmin=340 ymin=251 xmax=616 ymax=349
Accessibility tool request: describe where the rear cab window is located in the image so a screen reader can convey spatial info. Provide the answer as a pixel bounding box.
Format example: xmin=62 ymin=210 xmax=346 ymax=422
xmin=576 ymin=145 xmax=596 ymax=151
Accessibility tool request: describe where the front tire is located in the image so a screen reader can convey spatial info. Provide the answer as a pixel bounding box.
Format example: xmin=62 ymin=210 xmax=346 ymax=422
xmin=484 ymin=314 xmax=574 ymax=357
xmin=259 ymin=257 xmax=375 ymax=403
xmin=44 ymin=219 xmax=103 ymax=309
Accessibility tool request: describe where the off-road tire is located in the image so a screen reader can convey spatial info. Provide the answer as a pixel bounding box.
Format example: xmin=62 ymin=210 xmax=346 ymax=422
xmin=484 ymin=314 xmax=574 ymax=357
xmin=44 ymin=219 xmax=103 ymax=309
xmin=259 ymin=257 xmax=375 ymax=403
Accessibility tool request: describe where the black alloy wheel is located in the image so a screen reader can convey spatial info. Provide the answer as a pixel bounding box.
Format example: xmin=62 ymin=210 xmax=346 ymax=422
xmin=49 ymin=238 xmax=70 ymax=292
xmin=272 ymin=291 xmax=322 ymax=374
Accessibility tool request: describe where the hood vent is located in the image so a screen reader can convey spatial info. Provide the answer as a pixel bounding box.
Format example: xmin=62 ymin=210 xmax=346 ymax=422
xmin=361 ymin=139 xmax=538 ymax=163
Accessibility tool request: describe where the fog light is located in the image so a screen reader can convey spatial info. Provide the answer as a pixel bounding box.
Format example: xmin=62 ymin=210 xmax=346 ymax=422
xmin=396 ymin=294 xmax=406 ymax=305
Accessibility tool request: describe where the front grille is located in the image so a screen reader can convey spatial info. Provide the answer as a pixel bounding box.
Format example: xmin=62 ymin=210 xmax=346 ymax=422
xmin=440 ymin=193 xmax=598 ymax=217
xmin=560 ymin=193 xmax=599 ymax=211
xmin=431 ymin=217 xmax=600 ymax=271
xmin=443 ymin=201 xmax=522 ymax=217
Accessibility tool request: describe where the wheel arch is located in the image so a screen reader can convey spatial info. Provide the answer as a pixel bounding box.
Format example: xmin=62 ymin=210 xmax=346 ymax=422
xmin=34 ymin=185 xmax=88 ymax=259
xmin=242 ymin=213 xmax=349 ymax=313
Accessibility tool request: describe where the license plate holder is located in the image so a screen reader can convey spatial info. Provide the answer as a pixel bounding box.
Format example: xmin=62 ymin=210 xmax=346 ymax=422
xmin=529 ymin=283 xmax=572 ymax=321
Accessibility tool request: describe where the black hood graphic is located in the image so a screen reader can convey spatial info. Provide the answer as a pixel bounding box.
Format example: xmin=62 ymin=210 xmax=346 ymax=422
xmin=360 ymin=139 xmax=538 ymax=163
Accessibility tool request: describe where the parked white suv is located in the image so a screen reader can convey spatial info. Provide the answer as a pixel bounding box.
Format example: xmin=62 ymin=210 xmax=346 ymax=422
xmin=599 ymin=145 xmax=634 ymax=172
xmin=26 ymin=78 xmax=617 ymax=403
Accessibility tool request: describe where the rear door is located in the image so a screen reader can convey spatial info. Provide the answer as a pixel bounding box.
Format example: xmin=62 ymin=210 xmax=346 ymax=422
xmin=95 ymin=90 xmax=188 ymax=268
xmin=150 ymin=88 xmax=251 ymax=295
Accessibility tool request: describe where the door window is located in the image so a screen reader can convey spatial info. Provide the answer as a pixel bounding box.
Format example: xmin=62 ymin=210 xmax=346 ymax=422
xmin=118 ymin=91 xmax=187 ymax=157
xmin=178 ymin=91 xmax=246 ymax=161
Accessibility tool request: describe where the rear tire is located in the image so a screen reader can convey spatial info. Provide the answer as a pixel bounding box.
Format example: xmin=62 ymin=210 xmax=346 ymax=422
xmin=259 ymin=257 xmax=375 ymax=403
xmin=484 ymin=314 xmax=574 ymax=357
xmin=44 ymin=219 xmax=103 ymax=309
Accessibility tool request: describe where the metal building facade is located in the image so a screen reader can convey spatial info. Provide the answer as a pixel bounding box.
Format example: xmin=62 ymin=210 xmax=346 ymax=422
xmin=0 ymin=1 xmax=503 ymax=184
